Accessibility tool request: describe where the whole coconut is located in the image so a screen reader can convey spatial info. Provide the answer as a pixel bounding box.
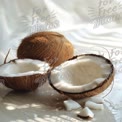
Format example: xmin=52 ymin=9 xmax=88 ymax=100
xmin=17 ymin=32 xmax=74 ymax=67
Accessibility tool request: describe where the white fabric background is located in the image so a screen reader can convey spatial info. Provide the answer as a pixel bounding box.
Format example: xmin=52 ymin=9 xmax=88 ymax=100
xmin=0 ymin=0 xmax=122 ymax=62
xmin=0 ymin=0 xmax=122 ymax=121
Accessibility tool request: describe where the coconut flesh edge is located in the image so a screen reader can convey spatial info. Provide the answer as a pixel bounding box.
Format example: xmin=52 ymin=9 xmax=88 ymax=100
xmin=50 ymin=55 xmax=112 ymax=93
xmin=0 ymin=59 xmax=50 ymax=77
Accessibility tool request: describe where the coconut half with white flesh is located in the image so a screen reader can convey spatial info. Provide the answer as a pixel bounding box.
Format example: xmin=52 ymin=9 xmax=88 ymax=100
xmin=48 ymin=54 xmax=114 ymax=99
xmin=0 ymin=59 xmax=51 ymax=91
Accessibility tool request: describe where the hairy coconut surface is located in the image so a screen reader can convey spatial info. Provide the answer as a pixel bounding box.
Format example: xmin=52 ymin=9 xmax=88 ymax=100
xmin=49 ymin=54 xmax=114 ymax=99
xmin=17 ymin=32 xmax=74 ymax=67
xmin=0 ymin=59 xmax=51 ymax=91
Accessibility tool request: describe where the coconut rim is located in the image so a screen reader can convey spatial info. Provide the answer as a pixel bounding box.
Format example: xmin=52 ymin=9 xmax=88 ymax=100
xmin=48 ymin=54 xmax=114 ymax=95
xmin=0 ymin=58 xmax=52 ymax=78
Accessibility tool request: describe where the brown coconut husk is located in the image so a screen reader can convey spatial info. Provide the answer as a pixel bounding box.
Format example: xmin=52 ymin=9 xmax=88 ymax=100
xmin=0 ymin=73 xmax=44 ymax=91
xmin=17 ymin=31 xmax=74 ymax=67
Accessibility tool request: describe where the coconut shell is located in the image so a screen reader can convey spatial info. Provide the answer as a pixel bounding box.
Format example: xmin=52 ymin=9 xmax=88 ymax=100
xmin=48 ymin=54 xmax=114 ymax=99
xmin=17 ymin=32 xmax=74 ymax=67
xmin=0 ymin=74 xmax=44 ymax=91
xmin=0 ymin=59 xmax=50 ymax=91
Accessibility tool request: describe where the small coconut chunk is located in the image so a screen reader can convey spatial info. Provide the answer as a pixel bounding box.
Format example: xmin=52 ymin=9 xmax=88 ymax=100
xmin=90 ymin=96 xmax=104 ymax=104
xmin=64 ymin=99 xmax=81 ymax=111
xmin=85 ymin=101 xmax=104 ymax=110
xmin=77 ymin=107 xmax=94 ymax=119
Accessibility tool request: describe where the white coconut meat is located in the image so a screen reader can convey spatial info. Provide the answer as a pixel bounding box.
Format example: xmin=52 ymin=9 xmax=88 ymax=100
xmin=90 ymin=96 xmax=104 ymax=104
xmin=63 ymin=99 xmax=82 ymax=111
xmin=77 ymin=107 xmax=94 ymax=119
xmin=0 ymin=59 xmax=50 ymax=77
xmin=50 ymin=55 xmax=112 ymax=93
xmin=85 ymin=101 xmax=104 ymax=110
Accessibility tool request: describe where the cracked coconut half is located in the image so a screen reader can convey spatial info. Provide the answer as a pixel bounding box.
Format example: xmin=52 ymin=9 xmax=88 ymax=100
xmin=48 ymin=54 xmax=114 ymax=99
xmin=0 ymin=59 xmax=51 ymax=91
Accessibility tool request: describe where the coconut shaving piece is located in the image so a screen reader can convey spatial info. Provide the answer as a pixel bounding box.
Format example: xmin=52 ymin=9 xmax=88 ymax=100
xmin=85 ymin=101 xmax=104 ymax=110
xmin=63 ymin=99 xmax=82 ymax=111
xmin=0 ymin=59 xmax=50 ymax=77
xmin=89 ymin=96 xmax=104 ymax=104
xmin=77 ymin=107 xmax=94 ymax=119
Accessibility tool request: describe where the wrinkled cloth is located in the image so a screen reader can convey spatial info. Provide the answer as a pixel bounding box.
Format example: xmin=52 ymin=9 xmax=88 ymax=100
xmin=0 ymin=0 xmax=122 ymax=56
xmin=0 ymin=0 xmax=122 ymax=121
